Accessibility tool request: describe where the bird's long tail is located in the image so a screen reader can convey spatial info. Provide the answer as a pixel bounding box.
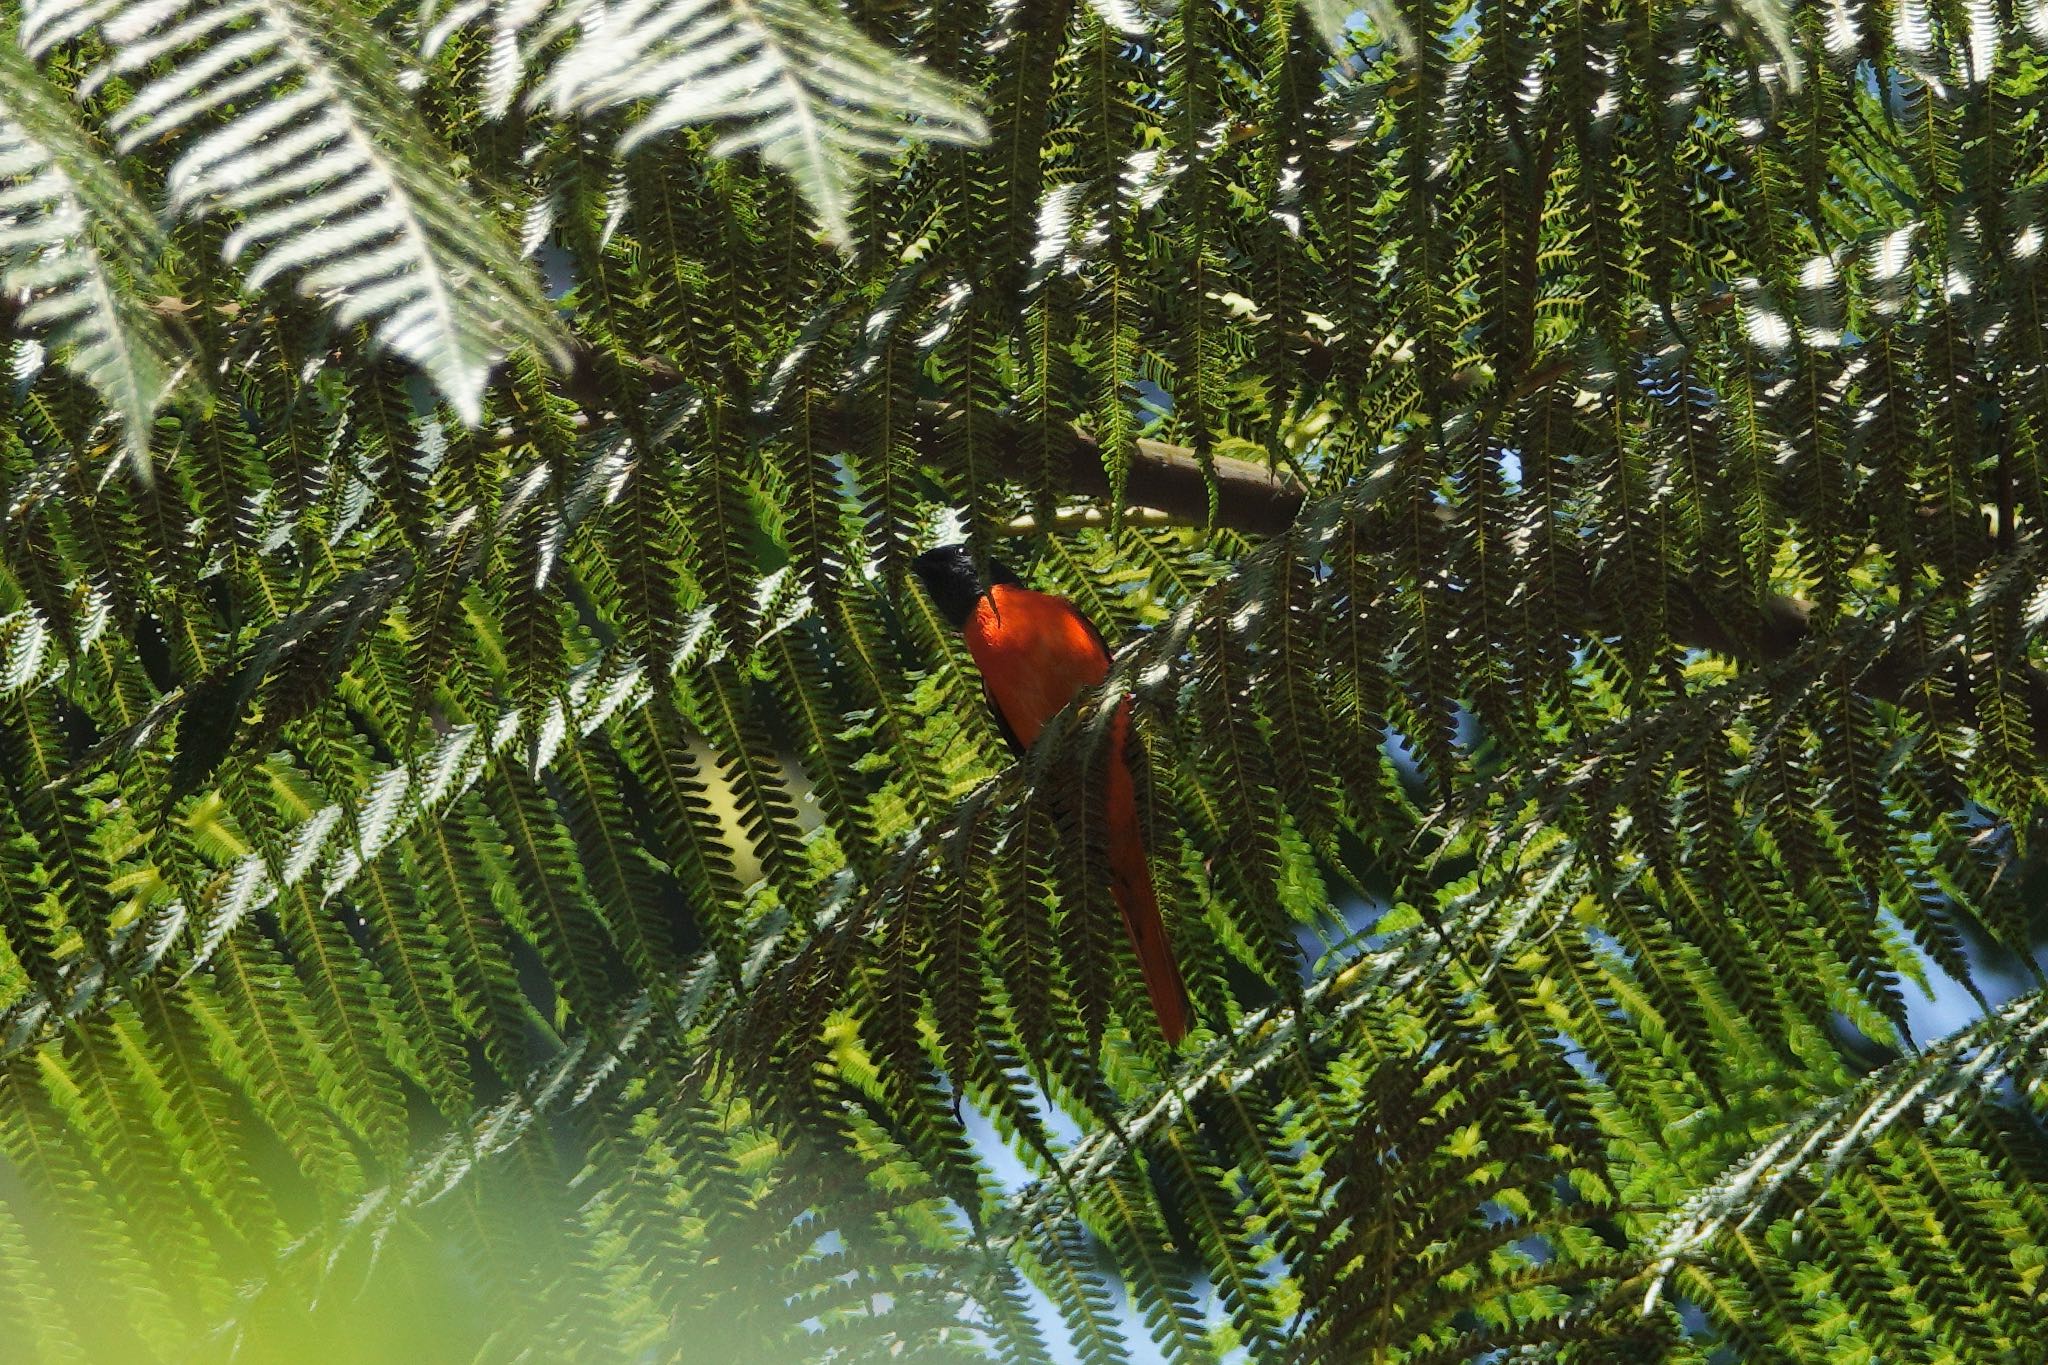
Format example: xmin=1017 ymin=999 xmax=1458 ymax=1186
xmin=1106 ymin=706 xmax=1191 ymax=1045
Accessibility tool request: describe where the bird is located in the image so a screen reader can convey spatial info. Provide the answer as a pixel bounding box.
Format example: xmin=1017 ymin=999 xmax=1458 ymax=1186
xmin=911 ymin=543 xmax=1192 ymax=1045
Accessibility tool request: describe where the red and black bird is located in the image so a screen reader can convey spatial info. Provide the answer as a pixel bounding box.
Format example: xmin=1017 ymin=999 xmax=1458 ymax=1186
xmin=912 ymin=544 xmax=1192 ymax=1045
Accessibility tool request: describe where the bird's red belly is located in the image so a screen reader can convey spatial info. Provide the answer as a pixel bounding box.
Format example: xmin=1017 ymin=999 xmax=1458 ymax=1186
xmin=965 ymin=588 xmax=1110 ymax=749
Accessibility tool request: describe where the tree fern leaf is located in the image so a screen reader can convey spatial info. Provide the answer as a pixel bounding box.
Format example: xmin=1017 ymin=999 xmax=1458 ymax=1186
xmin=1088 ymin=1162 xmax=1213 ymax=1363
xmin=761 ymin=616 xmax=884 ymax=876
xmin=620 ymin=694 xmax=751 ymax=977
xmin=543 ymin=0 xmax=988 ymax=247
xmin=353 ymin=849 xmax=473 ymax=1119
xmin=1154 ymin=1127 xmax=1287 ymax=1359
xmin=3 ymin=693 xmax=121 ymax=965
xmin=190 ymin=940 xmax=365 ymax=1199
xmin=88 ymin=998 xmax=270 ymax=1268
xmin=37 ymin=1016 xmax=226 ymax=1317
xmin=995 ymin=789 xmax=1061 ymax=1059
xmin=270 ymin=877 xmax=412 ymax=1157
xmin=0 ymin=809 xmax=68 ymax=1002
xmin=1026 ymin=1212 xmax=1132 ymax=1365
xmin=0 ymin=39 xmax=187 ymax=479
xmin=1894 ymin=1133 xmax=2038 ymax=1349
xmin=1046 ymin=717 xmax=1125 ymax=1055
xmin=31 ymin=0 xmax=570 ymax=423
xmin=127 ymin=980 xmax=288 ymax=1247
xmin=0 ymin=1060 xmax=181 ymax=1359
xmin=680 ymin=401 xmax=763 ymax=653
xmin=1256 ymin=534 xmax=1343 ymax=842
xmin=925 ymin=795 xmax=991 ymax=1090
xmin=1645 ymin=985 xmax=2048 ymax=1312
xmin=1181 ymin=612 xmax=1298 ymax=996
xmin=688 ymin=659 xmax=812 ymax=904
xmin=555 ymin=735 xmax=680 ymax=993
xmin=420 ymin=0 xmax=558 ymax=120
xmin=481 ymin=760 xmax=622 ymax=1033
xmin=406 ymin=803 xmax=538 ymax=1081
xmin=0 ymin=1194 xmax=89 ymax=1363
xmin=600 ymin=440 xmax=691 ymax=667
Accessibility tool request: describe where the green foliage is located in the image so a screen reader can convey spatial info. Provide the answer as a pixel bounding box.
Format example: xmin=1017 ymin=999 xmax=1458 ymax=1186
xmin=0 ymin=37 xmax=186 ymax=477
xmin=0 ymin=0 xmax=2046 ymax=1362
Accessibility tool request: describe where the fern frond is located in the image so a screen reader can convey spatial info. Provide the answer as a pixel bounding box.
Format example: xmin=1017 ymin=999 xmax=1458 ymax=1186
xmin=1646 ymin=986 xmax=2048 ymax=1312
xmin=0 ymin=38 xmax=187 ymax=479
xmin=542 ymin=0 xmax=988 ymax=247
xmin=23 ymin=0 xmax=570 ymax=423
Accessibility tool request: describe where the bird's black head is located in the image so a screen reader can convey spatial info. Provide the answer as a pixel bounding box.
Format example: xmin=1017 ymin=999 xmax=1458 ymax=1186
xmin=911 ymin=543 xmax=1020 ymax=629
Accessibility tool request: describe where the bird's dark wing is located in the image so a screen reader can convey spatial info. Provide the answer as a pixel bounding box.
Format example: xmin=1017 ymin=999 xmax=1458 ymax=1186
xmin=981 ymin=678 xmax=1026 ymax=757
xmin=1074 ymin=609 xmax=1111 ymax=668
xmin=1072 ymin=609 xmax=1133 ymax=765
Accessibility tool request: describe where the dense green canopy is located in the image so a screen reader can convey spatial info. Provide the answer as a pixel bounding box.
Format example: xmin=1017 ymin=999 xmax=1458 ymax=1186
xmin=1 ymin=0 xmax=2046 ymax=1360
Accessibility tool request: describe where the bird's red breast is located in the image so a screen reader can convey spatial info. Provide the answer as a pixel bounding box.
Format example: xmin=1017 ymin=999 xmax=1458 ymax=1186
xmin=963 ymin=583 xmax=1110 ymax=749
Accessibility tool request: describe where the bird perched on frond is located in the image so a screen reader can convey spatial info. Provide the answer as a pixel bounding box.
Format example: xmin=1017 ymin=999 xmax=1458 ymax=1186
xmin=912 ymin=543 xmax=1191 ymax=1045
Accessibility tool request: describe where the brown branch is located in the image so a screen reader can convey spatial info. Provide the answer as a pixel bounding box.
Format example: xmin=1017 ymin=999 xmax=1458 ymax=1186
xmin=733 ymin=292 xmax=1750 ymax=541
xmin=904 ymin=400 xmax=2048 ymax=745
xmin=120 ymin=305 xmax=2040 ymax=739
xmin=106 ymin=290 xmax=2048 ymax=769
xmin=951 ymin=414 xmax=1306 ymax=536
xmin=752 ymin=391 xmax=1309 ymax=535
xmin=1005 ymin=507 xmax=1181 ymax=533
